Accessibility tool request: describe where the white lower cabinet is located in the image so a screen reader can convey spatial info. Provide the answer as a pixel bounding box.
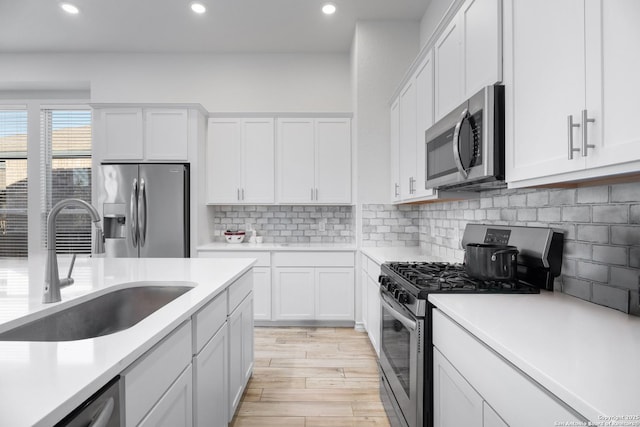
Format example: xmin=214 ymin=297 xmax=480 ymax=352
xmin=138 ymin=366 xmax=193 ymax=427
xmin=193 ymin=291 xmax=228 ymax=427
xmin=228 ymin=292 xmax=254 ymax=420
xmin=123 ymin=321 xmax=192 ymax=427
xmin=432 ymin=309 xmax=586 ymax=427
xmin=273 ymin=267 xmax=354 ymax=322
xmin=361 ymin=254 xmax=381 ymax=356
xmin=433 ymin=349 xmax=483 ymax=427
xmin=252 ymin=266 xmax=272 ymax=321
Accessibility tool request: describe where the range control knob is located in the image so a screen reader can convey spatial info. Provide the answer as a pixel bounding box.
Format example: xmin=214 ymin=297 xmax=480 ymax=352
xmin=387 ymin=282 xmax=397 ymax=292
xmin=397 ymin=292 xmax=409 ymax=304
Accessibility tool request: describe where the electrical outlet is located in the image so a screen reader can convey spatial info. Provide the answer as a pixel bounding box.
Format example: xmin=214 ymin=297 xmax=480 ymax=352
xmin=318 ymin=219 xmax=326 ymax=232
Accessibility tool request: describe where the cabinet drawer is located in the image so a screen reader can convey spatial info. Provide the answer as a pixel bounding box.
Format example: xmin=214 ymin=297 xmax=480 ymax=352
xmin=193 ymin=291 xmax=227 ymax=354
xmin=432 ymin=310 xmax=583 ymax=426
xmin=124 ymin=321 xmax=192 ymax=427
xmin=138 ymin=365 xmax=193 ymax=427
xmin=198 ymin=250 xmax=271 ymax=267
xmin=366 ymin=256 xmax=381 ymax=280
xmin=228 ymin=271 xmax=253 ymax=314
xmin=273 ymin=251 xmax=354 ymax=267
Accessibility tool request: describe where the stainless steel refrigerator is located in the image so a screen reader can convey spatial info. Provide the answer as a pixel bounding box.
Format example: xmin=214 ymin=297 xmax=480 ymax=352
xmin=97 ymin=163 xmax=189 ymax=258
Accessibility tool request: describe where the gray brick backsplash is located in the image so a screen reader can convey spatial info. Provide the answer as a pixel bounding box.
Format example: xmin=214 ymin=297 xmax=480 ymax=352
xmin=362 ymin=204 xmax=420 ymax=247
xmin=593 ymin=205 xmax=629 ymax=224
xmin=611 ymin=182 xmax=640 ymax=202
xmin=208 ymin=205 xmax=353 ymax=243
xmin=577 ymin=186 xmax=609 ymax=204
xmin=416 ymin=181 xmax=640 ymax=315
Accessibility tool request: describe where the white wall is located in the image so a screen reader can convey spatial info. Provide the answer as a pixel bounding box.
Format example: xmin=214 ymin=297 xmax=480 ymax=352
xmin=0 ymin=53 xmax=351 ymax=112
xmin=351 ymin=21 xmax=420 ymax=205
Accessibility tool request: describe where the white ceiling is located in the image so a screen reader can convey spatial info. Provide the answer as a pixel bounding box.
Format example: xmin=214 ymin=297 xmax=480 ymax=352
xmin=0 ymin=0 xmax=431 ymax=54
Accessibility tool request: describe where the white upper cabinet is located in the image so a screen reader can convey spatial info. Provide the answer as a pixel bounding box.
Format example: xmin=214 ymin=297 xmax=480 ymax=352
xmin=101 ymin=108 xmax=144 ymax=160
xmin=145 ymin=109 xmax=190 ymax=160
xmin=98 ymin=107 xmax=189 ymax=161
xmin=390 ymin=100 xmax=401 ymax=202
xmin=435 ymin=16 xmax=463 ymax=121
xmin=461 ymin=0 xmax=502 ymax=99
xmin=206 ymin=118 xmax=275 ymax=204
xmin=435 ymin=0 xmax=503 ymax=121
xmin=399 ymin=80 xmax=418 ymax=200
xmin=277 ymin=118 xmax=351 ymax=204
xmin=505 ymin=0 xmax=640 ymax=187
xmin=414 ymin=52 xmax=436 ymax=199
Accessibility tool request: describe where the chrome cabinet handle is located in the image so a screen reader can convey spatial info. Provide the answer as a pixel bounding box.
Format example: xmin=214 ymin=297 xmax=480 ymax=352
xmin=394 ymin=183 xmax=399 ymax=197
xmin=88 ymin=397 xmax=115 ymax=427
xmin=130 ymin=178 xmax=138 ymax=248
xmin=452 ymin=108 xmax=469 ymax=178
xmin=567 ymin=115 xmax=581 ymax=160
xmin=241 ymin=188 xmax=245 ymax=200
xmin=581 ymin=109 xmax=595 ymax=157
xmin=138 ymin=178 xmax=147 ymax=248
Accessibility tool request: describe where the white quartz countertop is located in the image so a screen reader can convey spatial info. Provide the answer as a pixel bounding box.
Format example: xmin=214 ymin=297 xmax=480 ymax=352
xmin=198 ymin=242 xmax=356 ymax=251
xmin=429 ymin=291 xmax=640 ymax=423
xmin=360 ymin=246 xmax=446 ymax=265
xmin=0 ymin=255 xmax=255 ymax=427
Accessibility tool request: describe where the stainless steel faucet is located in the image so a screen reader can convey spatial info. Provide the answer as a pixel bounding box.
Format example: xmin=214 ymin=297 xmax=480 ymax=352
xmin=43 ymin=198 xmax=105 ymax=304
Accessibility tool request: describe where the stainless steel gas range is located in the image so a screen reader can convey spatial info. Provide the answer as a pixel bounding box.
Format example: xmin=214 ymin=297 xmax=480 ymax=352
xmin=377 ymin=224 xmax=564 ymax=427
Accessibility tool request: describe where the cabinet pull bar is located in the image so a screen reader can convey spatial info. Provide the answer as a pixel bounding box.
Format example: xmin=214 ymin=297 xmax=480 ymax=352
xmin=395 ymin=183 xmax=399 ymax=197
xmin=567 ymin=115 xmax=581 ymax=160
xmin=241 ymin=188 xmax=245 ymax=200
xmin=237 ymin=188 xmax=240 ymax=201
xmin=581 ymin=109 xmax=595 ymax=157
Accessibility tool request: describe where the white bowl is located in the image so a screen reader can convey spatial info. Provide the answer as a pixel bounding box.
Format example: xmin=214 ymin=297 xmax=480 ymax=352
xmin=224 ymin=234 xmax=245 ymax=244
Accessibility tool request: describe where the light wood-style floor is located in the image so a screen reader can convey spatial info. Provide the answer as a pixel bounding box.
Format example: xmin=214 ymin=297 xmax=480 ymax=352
xmin=230 ymin=327 xmax=391 ymax=427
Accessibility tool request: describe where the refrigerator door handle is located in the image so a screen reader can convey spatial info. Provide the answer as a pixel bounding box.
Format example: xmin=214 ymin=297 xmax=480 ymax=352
xmin=130 ymin=178 xmax=138 ymax=248
xmin=138 ymin=178 xmax=147 ymax=247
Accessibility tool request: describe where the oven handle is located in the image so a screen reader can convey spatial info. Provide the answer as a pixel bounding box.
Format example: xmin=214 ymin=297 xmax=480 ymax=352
xmin=452 ymin=108 xmax=470 ymax=179
xmin=380 ymin=293 xmax=417 ymax=331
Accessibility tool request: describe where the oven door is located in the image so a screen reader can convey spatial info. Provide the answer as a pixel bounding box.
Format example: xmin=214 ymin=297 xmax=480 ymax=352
xmin=379 ymin=291 xmax=424 ymax=427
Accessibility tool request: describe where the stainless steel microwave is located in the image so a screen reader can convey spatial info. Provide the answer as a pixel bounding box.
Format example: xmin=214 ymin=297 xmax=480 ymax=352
xmin=425 ymin=85 xmax=505 ymax=191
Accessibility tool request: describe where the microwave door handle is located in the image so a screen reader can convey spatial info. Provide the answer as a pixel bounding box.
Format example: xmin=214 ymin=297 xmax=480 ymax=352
xmin=380 ymin=293 xmax=417 ymax=331
xmin=452 ymin=108 xmax=469 ymax=179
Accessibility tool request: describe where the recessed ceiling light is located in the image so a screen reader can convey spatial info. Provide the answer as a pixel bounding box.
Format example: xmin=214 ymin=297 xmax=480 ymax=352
xmin=60 ymin=2 xmax=79 ymax=14
xmin=322 ymin=3 xmax=336 ymax=15
xmin=190 ymin=2 xmax=206 ymax=14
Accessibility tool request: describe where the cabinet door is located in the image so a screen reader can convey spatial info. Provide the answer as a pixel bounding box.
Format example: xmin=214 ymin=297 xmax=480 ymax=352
xmin=272 ymin=267 xmax=315 ymax=320
xmin=194 ymin=325 xmax=227 ymax=427
xmin=414 ymin=52 xmax=436 ymax=199
xmin=483 ymin=402 xmax=508 ymax=427
xmin=253 ymin=266 xmax=272 ymax=321
xmin=433 ymin=349 xmax=483 ymax=427
xmin=399 ymin=80 xmax=417 ymax=200
xmin=585 ymin=0 xmax=640 ymax=168
xmin=228 ymin=293 xmax=254 ymax=421
xmin=360 ymin=268 xmax=369 ymax=330
xmin=315 ymin=267 xmax=354 ymax=321
xmin=101 ymin=108 xmax=144 ymax=160
xmin=277 ymin=118 xmax=315 ymax=203
xmin=242 ymin=119 xmax=275 ymax=203
xmin=315 ymin=118 xmax=351 ymax=204
xmin=461 ymin=0 xmax=502 ymax=98
xmin=366 ymin=275 xmax=381 ymax=357
xmin=505 ymin=0 xmax=586 ymax=183
xmin=390 ymin=99 xmax=401 ymax=202
xmin=145 ymin=109 xmax=189 ymax=160
xmin=206 ymin=119 xmax=242 ymax=203
xmin=435 ymin=16 xmax=463 ymax=120
xmin=139 ymin=365 xmax=193 ymax=427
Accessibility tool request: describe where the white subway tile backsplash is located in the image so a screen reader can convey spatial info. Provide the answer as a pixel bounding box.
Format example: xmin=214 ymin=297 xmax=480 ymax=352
xmin=416 ymin=182 xmax=640 ymax=314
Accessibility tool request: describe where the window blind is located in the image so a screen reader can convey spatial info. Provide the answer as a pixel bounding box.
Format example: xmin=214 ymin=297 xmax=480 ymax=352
xmin=40 ymin=109 xmax=92 ymax=254
xmin=0 ymin=109 xmax=28 ymax=258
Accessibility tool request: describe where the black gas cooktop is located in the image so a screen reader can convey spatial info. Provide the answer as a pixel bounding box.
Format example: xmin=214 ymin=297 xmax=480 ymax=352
xmin=382 ymin=261 xmax=539 ymax=299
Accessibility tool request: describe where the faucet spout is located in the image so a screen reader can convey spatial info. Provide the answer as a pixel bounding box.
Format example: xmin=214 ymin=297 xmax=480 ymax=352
xmin=43 ymin=198 xmax=105 ymax=304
